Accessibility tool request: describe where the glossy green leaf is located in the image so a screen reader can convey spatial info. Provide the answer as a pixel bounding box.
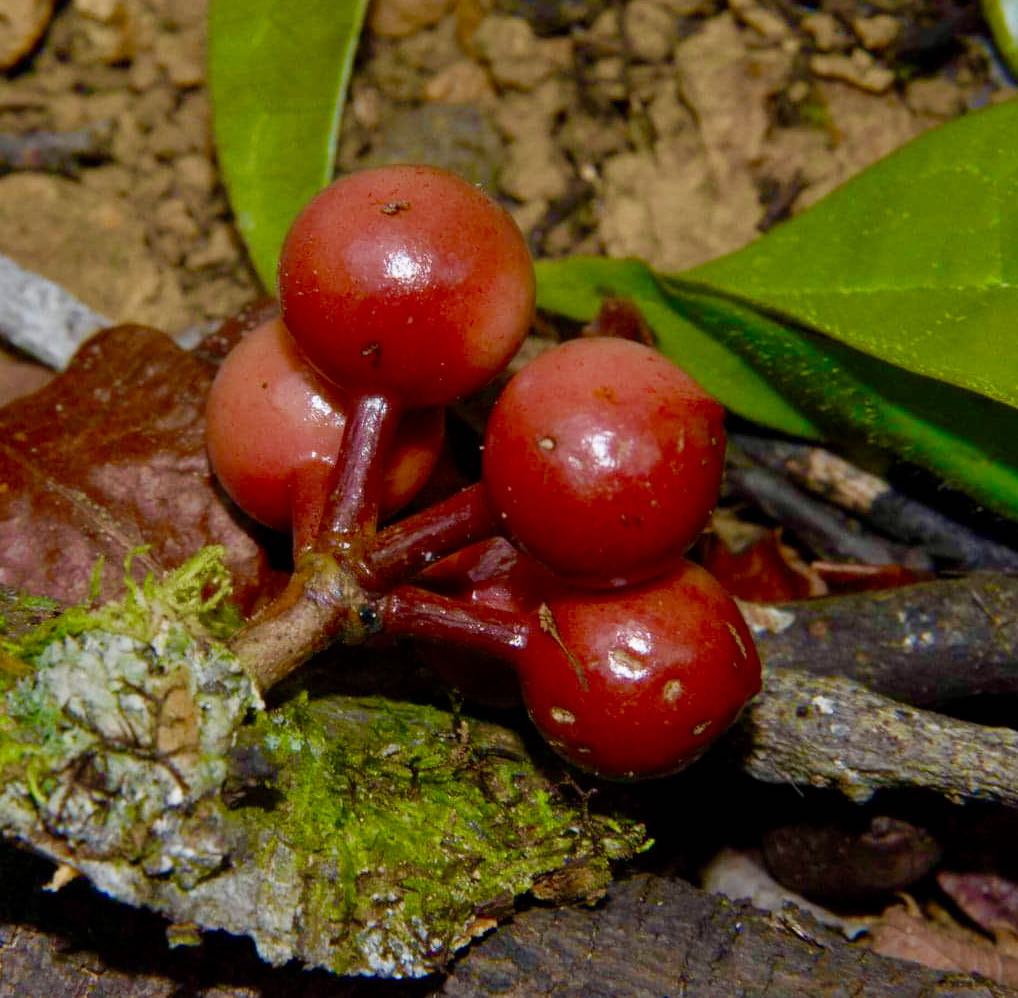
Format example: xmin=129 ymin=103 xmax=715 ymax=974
xmin=535 ymin=257 xmax=820 ymax=439
xmin=982 ymin=0 xmax=1018 ymax=76
xmin=536 ymin=257 xmax=1018 ymax=519
xmin=684 ymin=99 xmax=1018 ymax=410
xmin=208 ymin=0 xmax=369 ymax=289
xmin=661 ymin=278 xmax=1018 ymax=520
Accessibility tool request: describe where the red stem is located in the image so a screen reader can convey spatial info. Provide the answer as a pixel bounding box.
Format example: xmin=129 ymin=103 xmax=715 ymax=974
xmin=318 ymin=392 xmax=400 ymax=548
xmin=362 ymin=482 xmax=498 ymax=590
xmin=380 ymin=584 xmax=530 ymax=664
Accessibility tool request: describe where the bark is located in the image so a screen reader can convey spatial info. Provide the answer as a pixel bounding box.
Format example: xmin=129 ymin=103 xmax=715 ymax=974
xmin=739 ymin=669 xmax=1018 ymax=807
xmin=3 ymin=853 xmax=1015 ymax=998
xmin=747 ymin=574 xmax=1018 ymax=705
xmin=443 ymin=874 xmax=1014 ymax=997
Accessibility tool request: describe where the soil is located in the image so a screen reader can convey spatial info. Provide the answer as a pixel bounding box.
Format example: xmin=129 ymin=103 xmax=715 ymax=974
xmin=0 ymin=0 xmax=1012 ymax=348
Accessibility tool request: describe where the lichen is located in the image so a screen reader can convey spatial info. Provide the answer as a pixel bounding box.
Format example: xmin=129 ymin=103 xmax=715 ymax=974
xmin=0 ymin=549 xmax=648 ymax=977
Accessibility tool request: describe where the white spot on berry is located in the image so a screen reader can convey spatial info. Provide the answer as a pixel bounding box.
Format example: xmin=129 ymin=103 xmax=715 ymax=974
xmin=550 ymin=707 xmax=576 ymax=725
xmin=662 ymin=679 xmax=683 ymax=704
xmin=693 ymin=720 xmax=712 ymax=736
xmin=538 ymin=436 xmax=556 ymax=451
xmin=726 ymin=622 xmax=748 ymax=661
xmin=608 ymin=648 xmax=648 ymax=680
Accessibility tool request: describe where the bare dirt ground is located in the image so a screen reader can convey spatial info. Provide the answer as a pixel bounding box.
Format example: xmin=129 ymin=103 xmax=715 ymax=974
xmin=0 ymin=0 xmax=1011 ymax=341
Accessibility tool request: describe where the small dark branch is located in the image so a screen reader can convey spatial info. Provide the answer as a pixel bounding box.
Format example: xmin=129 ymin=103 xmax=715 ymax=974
xmin=363 ymin=482 xmax=497 ymax=590
xmin=725 ymin=447 xmax=931 ymax=569
xmin=744 ymin=573 xmax=1018 ymax=706
xmin=0 ymin=126 xmax=113 ymax=177
xmin=757 ymin=172 xmax=807 ymax=233
xmin=380 ymin=585 xmax=529 ymax=662
xmin=317 ymin=392 xmax=399 ymax=545
xmin=734 ymin=433 xmax=1018 ymax=571
xmin=738 ymin=667 xmax=1018 ymax=810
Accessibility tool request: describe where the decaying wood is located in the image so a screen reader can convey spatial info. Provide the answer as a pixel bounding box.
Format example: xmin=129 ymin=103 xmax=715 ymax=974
xmin=739 ymin=668 xmax=1018 ymax=808
xmin=735 ymin=433 xmax=1018 ymax=571
xmin=746 ymin=574 xmax=1018 ymax=705
xmin=443 ymin=874 xmax=1016 ymax=997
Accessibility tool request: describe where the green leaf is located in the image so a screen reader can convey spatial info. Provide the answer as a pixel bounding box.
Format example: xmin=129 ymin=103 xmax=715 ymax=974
xmin=660 ymin=279 xmax=1018 ymax=520
xmin=982 ymin=0 xmax=1018 ymax=77
xmin=684 ymin=99 xmax=1018 ymax=410
xmin=208 ymin=0 xmax=369 ymax=289
xmin=535 ymin=257 xmax=821 ymax=440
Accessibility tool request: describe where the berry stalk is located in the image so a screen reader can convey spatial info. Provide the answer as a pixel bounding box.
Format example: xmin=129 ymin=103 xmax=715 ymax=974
xmin=362 ymin=483 xmax=497 ymax=589
xmin=317 ymin=392 xmax=400 ymax=547
xmin=380 ymin=584 xmax=529 ymax=661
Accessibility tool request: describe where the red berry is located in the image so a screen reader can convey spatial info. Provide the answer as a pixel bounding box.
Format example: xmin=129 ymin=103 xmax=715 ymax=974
xmin=515 ymin=560 xmax=760 ymax=780
xmin=483 ymin=337 xmax=726 ymax=588
xmin=205 ymin=316 xmax=444 ymax=532
xmin=278 ymin=165 xmax=535 ymax=408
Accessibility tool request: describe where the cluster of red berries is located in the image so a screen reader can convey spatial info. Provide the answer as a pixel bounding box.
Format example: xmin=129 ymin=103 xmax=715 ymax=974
xmin=205 ymin=164 xmax=761 ymax=781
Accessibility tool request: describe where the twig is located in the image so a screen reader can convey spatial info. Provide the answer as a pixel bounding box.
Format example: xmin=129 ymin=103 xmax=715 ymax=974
xmin=745 ymin=573 xmax=1018 ymax=706
xmin=739 ymin=667 xmax=1018 ymax=809
xmin=725 ymin=446 xmax=932 ymax=568
xmin=734 ymin=433 xmax=1018 ymax=571
xmin=0 ymin=126 xmax=112 ymax=176
xmin=0 ymin=253 xmax=110 ymax=369
xmin=0 ymin=253 xmax=205 ymax=369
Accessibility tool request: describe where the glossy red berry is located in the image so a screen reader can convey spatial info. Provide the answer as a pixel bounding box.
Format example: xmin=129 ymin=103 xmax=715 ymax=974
xmin=515 ymin=560 xmax=760 ymax=780
xmin=278 ymin=165 xmax=535 ymax=408
xmin=205 ymin=316 xmax=444 ymax=532
xmin=483 ymin=337 xmax=726 ymax=588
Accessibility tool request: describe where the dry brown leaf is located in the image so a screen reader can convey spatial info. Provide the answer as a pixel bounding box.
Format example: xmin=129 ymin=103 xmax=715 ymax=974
xmin=870 ymin=906 xmax=1018 ymax=986
xmin=0 ymin=324 xmax=284 ymax=611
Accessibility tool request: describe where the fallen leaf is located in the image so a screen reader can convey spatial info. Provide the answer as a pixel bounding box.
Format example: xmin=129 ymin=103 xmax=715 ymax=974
xmin=702 ymin=847 xmax=871 ymax=938
xmin=699 ymin=526 xmax=824 ymax=602
xmin=870 ymin=905 xmax=1018 ymax=986
xmin=0 ymin=324 xmax=283 ymax=612
xmin=939 ymin=871 xmax=1018 ymax=939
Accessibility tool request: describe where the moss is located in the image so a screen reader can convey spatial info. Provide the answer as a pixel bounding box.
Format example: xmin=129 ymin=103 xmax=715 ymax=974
xmin=225 ymin=694 xmax=647 ymax=975
xmin=0 ymin=549 xmax=648 ymax=978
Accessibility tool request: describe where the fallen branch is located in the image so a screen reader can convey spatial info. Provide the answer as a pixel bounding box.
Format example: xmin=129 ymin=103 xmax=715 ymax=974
xmin=745 ymin=574 xmax=1018 ymax=705
xmin=0 ymin=125 xmax=112 ymax=176
xmin=445 ymin=873 xmax=1017 ymax=997
xmin=735 ymin=433 xmax=1018 ymax=571
xmin=725 ymin=446 xmax=931 ymax=568
xmin=0 ymin=253 xmax=109 ymax=369
xmin=738 ymin=667 xmax=1018 ymax=808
